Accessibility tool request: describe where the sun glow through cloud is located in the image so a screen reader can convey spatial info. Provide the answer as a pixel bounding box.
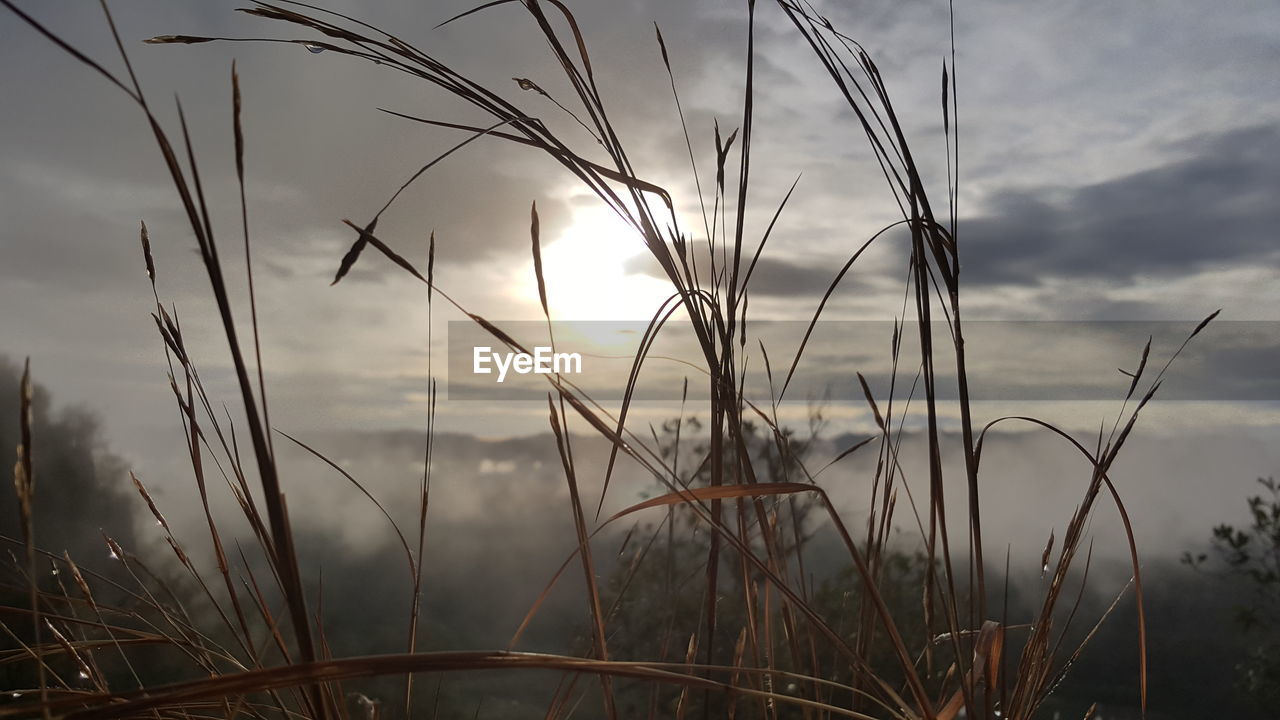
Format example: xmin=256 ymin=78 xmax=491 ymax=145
xmin=515 ymin=204 xmax=673 ymax=321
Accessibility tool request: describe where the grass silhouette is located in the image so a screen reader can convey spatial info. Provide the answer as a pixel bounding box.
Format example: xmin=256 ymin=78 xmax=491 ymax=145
xmin=0 ymin=1 xmax=1221 ymax=718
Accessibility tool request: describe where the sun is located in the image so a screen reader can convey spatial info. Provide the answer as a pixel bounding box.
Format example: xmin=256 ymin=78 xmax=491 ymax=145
xmin=515 ymin=204 xmax=674 ymax=321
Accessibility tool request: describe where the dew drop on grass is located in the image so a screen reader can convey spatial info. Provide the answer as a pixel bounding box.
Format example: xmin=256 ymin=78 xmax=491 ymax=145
xmin=303 ymin=43 xmax=325 ymax=54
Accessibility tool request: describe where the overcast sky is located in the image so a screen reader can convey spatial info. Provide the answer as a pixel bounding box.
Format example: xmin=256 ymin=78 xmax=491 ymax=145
xmin=2 ymin=0 xmax=1279 ymax=524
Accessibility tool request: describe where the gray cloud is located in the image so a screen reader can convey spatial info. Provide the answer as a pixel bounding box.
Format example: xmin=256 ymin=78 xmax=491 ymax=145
xmin=623 ymin=124 xmax=1280 ymax=303
xmin=959 ymin=124 xmax=1280 ymax=285
xmin=620 ymin=251 xmax=842 ymax=298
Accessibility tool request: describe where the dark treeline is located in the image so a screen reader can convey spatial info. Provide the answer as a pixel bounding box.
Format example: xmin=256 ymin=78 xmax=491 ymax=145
xmin=0 ymin=358 xmax=137 ymax=563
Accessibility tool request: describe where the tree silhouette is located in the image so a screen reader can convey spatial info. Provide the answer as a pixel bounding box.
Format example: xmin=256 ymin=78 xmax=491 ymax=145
xmin=0 ymin=357 xmax=137 ymax=572
xmin=1184 ymin=476 xmax=1280 ymax=710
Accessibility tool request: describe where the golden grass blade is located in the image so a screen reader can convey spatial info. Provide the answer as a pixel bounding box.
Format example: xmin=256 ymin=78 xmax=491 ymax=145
xmin=3 ymin=651 xmax=899 ymax=720
xmin=607 ymin=483 xmax=817 ymax=524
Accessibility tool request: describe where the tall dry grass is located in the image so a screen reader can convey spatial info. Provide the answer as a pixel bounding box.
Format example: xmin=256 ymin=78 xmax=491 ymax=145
xmin=1 ymin=1 xmax=1219 ymax=718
